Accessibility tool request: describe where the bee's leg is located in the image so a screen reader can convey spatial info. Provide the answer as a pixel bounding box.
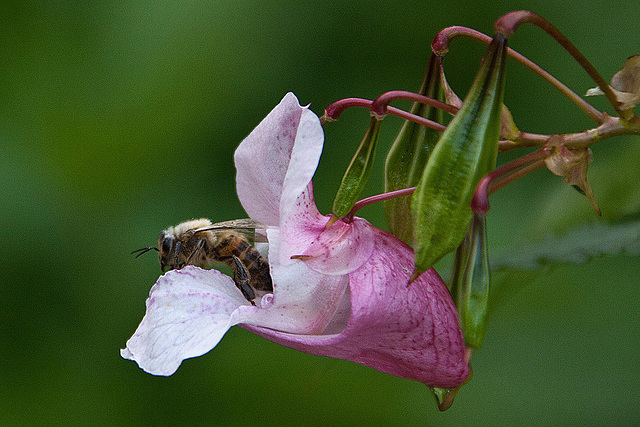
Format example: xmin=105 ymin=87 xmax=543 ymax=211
xmin=231 ymin=255 xmax=256 ymax=306
xmin=184 ymin=238 xmax=206 ymax=266
xmin=173 ymin=241 xmax=182 ymax=269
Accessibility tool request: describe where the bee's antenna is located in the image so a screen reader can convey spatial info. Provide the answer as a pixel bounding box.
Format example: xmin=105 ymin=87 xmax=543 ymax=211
xmin=131 ymin=247 xmax=159 ymax=258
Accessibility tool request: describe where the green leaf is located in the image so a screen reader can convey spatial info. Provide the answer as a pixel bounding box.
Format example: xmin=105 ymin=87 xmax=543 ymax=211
xmin=492 ymin=219 xmax=640 ymax=271
xmin=412 ymin=34 xmax=507 ymax=273
xmin=489 ymin=220 xmax=640 ymax=312
xmin=384 ymin=54 xmax=446 ymax=244
xmin=332 ymin=117 xmax=382 ymax=217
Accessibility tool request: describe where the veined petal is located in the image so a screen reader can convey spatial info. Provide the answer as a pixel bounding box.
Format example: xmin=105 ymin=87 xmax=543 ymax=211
xmin=121 ymin=267 xmax=251 ymax=376
xmin=245 ymin=229 xmax=469 ymax=388
xmin=234 ymin=93 xmax=324 ymax=226
xmin=276 ymin=183 xmax=325 ymax=261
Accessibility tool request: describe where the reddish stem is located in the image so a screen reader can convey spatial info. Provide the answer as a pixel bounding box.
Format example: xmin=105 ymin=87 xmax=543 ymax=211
xmin=371 ymin=90 xmax=458 ymax=118
xmin=342 ymin=147 xmax=554 ymax=221
xmin=495 ymin=11 xmax=625 ymax=119
xmin=431 ymin=25 xmax=603 ymax=124
xmin=491 ymin=160 xmax=546 ymax=194
xmin=322 ymin=98 xmax=447 ymax=132
xmin=472 ymin=147 xmax=551 ymax=214
xmin=342 ymin=186 xmax=417 ymax=223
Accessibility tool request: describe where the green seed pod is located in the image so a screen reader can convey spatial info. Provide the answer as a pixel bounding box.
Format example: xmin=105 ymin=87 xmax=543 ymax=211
xmin=412 ymin=34 xmax=507 ymax=273
xmin=450 ymin=214 xmax=490 ymax=349
xmin=332 ymin=117 xmax=382 ymax=218
xmin=384 ymin=54 xmax=446 ymax=244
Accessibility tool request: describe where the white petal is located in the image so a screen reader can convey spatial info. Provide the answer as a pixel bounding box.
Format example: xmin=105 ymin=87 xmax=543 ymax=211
xmin=234 ymin=93 xmax=324 ymax=226
xmin=279 ymin=106 xmax=324 ymax=220
xmin=121 ymin=267 xmax=251 ymax=376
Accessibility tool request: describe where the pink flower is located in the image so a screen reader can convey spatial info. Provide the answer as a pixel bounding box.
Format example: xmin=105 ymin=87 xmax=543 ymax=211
xmin=121 ymin=93 xmax=469 ymax=388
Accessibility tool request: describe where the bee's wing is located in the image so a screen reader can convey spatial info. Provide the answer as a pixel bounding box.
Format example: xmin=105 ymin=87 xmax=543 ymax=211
xmin=191 ymin=219 xmax=268 ymax=244
xmin=252 ymin=228 xmax=268 ymax=244
xmin=202 ymin=219 xmax=266 ymax=230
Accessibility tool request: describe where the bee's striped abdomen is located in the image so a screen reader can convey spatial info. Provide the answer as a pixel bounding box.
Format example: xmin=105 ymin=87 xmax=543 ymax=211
xmin=215 ymin=232 xmax=273 ymax=292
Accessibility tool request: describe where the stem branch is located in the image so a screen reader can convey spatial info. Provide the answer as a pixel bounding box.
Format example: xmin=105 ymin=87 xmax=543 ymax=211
xmin=432 ymin=25 xmax=604 ymax=124
xmin=500 ymin=114 xmax=640 ymax=151
xmin=495 ymin=11 xmax=626 ymax=119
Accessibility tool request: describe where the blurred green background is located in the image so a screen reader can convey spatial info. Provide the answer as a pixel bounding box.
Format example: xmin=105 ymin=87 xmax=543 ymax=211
xmin=2 ymin=1 xmax=639 ymax=425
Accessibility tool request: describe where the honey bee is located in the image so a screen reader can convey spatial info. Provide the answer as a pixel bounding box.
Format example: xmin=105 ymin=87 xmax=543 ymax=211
xmin=132 ymin=218 xmax=272 ymax=306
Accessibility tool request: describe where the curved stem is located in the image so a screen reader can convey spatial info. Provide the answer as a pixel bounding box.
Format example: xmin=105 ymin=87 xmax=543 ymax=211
xmin=472 ymin=147 xmax=551 ymax=214
xmin=371 ymin=90 xmax=458 ymax=118
xmin=322 ymin=98 xmax=447 ymax=132
xmin=432 ymin=26 xmax=604 ymax=124
xmin=341 ymin=186 xmax=417 ymax=223
xmin=495 ymin=11 xmax=627 ymax=119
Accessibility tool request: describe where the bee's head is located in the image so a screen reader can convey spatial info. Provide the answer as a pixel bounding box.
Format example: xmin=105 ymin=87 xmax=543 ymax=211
xmin=158 ymin=230 xmax=178 ymax=272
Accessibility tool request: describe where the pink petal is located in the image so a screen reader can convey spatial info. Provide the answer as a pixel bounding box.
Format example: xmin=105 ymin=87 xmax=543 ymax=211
xmin=121 ymin=267 xmax=250 ymax=376
xmin=277 ymin=183 xmax=374 ymax=276
xmin=296 ymin=218 xmax=375 ymax=276
xmin=244 ymin=228 xmax=469 ymax=388
xmin=274 ymin=182 xmax=325 ymax=263
xmin=234 ymin=93 xmax=324 ymax=226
